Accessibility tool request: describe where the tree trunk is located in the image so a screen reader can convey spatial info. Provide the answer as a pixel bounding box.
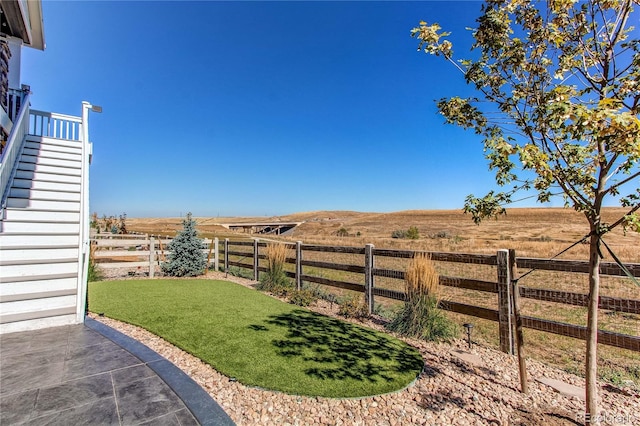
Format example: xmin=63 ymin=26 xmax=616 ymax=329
xmin=585 ymin=232 xmax=601 ymax=423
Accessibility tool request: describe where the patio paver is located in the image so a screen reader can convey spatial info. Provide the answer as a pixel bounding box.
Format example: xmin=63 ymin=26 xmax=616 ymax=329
xmin=0 ymin=318 xmax=235 ymax=425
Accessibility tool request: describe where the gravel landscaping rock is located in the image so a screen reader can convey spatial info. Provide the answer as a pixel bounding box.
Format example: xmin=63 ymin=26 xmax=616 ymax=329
xmin=90 ymin=271 xmax=639 ymax=425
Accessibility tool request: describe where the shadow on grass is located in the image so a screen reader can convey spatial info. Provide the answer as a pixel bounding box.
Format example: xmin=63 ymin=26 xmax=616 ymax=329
xmin=258 ymin=309 xmax=424 ymax=383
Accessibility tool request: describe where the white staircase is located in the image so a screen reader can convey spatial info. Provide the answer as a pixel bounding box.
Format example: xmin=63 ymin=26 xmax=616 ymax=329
xmin=0 ymin=105 xmax=93 ymax=334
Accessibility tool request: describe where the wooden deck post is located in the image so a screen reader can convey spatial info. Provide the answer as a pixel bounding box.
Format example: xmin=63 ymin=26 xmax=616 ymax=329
xmin=224 ymin=238 xmax=229 ymax=274
xmin=497 ymin=249 xmax=514 ymax=354
xmin=364 ymin=244 xmax=374 ymax=315
xmin=253 ymin=239 xmax=259 ymax=281
xmin=296 ymin=241 xmax=302 ymax=291
xmin=149 ymin=237 xmax=155 ymax=278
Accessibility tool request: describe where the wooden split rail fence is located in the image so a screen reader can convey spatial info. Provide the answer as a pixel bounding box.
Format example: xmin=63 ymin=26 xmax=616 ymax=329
xmin=222 ymin=239 xmax=640 ymax=355
xmin=90 ymin=234 xmax=639 ymax=355
xmin=91 ymin=233 xmax=219 ymax=278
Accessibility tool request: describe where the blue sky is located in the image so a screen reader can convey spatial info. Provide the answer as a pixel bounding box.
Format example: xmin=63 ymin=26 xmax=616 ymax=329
xmin=23 ymin=1 xmax=553 ymax=218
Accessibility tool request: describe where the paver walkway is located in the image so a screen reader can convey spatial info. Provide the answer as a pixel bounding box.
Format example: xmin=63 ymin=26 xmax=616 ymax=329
xmin=0 ymin=318 xmax=234 ymax=425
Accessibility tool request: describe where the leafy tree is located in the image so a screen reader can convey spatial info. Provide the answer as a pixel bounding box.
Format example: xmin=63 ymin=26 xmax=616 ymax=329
xmin=412 ymin=0 xmax=639 ymax=419
xmin=162 ymin=212 xmax=207 ymax=277
xmin=336 ymin=227 xmax=349 ymax=237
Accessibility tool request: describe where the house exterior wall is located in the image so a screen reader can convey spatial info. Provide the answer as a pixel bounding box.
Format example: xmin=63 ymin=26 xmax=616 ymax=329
xmin=6 ymin=37 xmax=21 ymax=90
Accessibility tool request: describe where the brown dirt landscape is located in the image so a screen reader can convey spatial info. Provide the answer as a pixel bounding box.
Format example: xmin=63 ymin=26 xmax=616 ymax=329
xmin=128 ymin=207 xmax=639 ymax=261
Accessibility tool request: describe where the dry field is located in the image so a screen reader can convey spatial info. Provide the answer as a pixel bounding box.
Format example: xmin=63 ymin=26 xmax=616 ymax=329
xmin=128 ymin=207 xmax=639 ymax=261
xmin=125 ymin=208 xmax=639 ymax=387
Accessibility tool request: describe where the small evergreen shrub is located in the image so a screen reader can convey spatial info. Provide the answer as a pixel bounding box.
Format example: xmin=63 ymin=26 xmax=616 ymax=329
xmin=256 ymin=243 xmax=293 ymax=296
xmin=406 ymin=226 xmax=420 ymax=240
xmin=387 ymin=254 xmax=458 ymax=341
xmin=338 ymin=294 xmax=368 ymax=319
xmin=161 ymin=213 xmax=207 ymax=277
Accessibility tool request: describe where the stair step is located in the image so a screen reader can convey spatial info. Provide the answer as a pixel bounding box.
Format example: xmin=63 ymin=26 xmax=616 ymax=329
xmin=0 ymin=234 xmax=80 ymax=247
xmin=4 ymin=198 xmax=80 ymax=211
xmin=24 ymin=140 xmax=81 ymax=155
xmin=20 ymin=154 xmax=80 ymax=169
xmin=0 ymin=277 xmax=77 ymax=302
xmin=0 ymin=272 xmax=78 ymax=284
xmin=0 ymin=244 xmax=78 ymax=250
xmin=14 ymin=169 xmax=81 ymax=184
xmin=1 ymin=221 xmax=80 ymax=233
xmin=9 ymin=188 xmax=80 ymax=201
xmin=0 ymin=262 xmax=79 ymax=281
xmin=1 ymin=209 xmax=80 ymax=222
xmin=16 ymin=162 xmax=81 ymax=177
xmin=0 ymin=248 xmax=79 ymax=265
xmin=27 ymin=135 xmax=82 ymax=149
xmin=22 ymin=147 xmax=81 ymax=161
xmin=0 ymin=256 xmax=78 ymax=267
xmin=0 ymin=289 xmax=77 ymax=303
xmin=11 ymin=178 xmax=80 ymax=193
xmin=0 ymin=296 xmax=77 ymax=322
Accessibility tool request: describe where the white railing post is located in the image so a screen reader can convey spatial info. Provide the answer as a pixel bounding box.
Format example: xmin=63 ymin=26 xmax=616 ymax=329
xmin=76 ymin=102 xmax=95 ymax=323
xmin=214 ymin=238 xmax=219 ymax=272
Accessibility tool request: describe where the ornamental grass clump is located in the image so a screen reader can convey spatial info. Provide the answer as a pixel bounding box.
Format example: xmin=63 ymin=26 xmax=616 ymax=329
xmin=257 ymin=243 xmax=293 ymax=296
xmin=387 ymin=253 xmax=458 ymax=342
xmin=87 ymin=241 xmax=102 ymax=282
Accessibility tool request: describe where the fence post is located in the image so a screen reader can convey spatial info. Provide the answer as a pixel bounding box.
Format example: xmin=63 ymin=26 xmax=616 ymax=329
xmin=497 ymin=249 xmax=514 ymax=354
xmin=364 ymin=244 xmax=374 ymax=315
xmin=214 ymin=238 xmax=219 ymax=272
xmin=510 ymin=248 xmax=528 ymax=393
xmin=224 ymin=238 xmax=229 ymax=273
xmin=149 ymin=237 xmax=155 ymax=278
xmin=206 ymin=238 xmax=214 ymax=269
xmin=296 ymin=241 xmax=302 ymax=290
xmin=253 ymin=239 xmax=259 ymax=281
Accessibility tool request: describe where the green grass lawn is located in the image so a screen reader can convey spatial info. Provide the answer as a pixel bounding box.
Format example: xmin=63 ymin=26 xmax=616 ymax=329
xmin=88 ymin=279 xmax=424 ymax=398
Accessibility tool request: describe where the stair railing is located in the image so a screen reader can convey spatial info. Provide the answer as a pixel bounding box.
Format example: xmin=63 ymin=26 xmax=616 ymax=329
xmin=29 ymin=109 xmax=82 ymax=141
xmin=0 ymin=91 xmax=31 ymax=220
